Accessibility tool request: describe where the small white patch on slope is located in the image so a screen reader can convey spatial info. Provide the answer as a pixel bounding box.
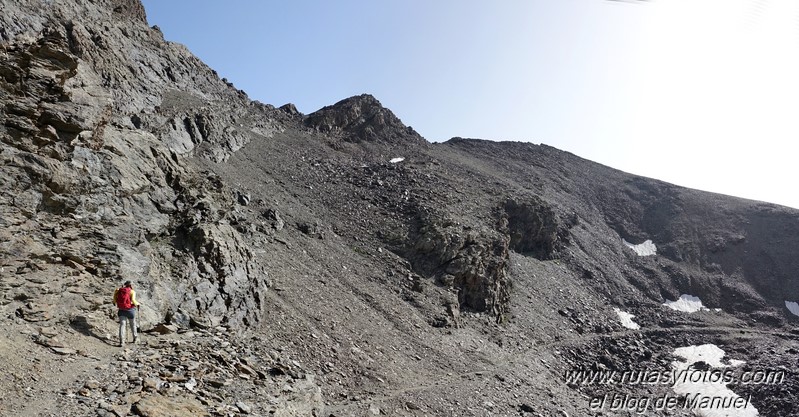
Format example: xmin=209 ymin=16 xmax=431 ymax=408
xmin=613 ymin=308 xmax=640 ymax=329
xmin=389 ymin=157 xmax=405 ymax=164
xmin=674 ymin=344 xmax=728 ymax=367
xmin=728 ymin=359 xmax=747 ymax=367
xmin=786 ymin=301 xmax=799 ymax=317
xmin=622 ymin=239 xmax=657 ymax=256
xmin=663 ymin=294 xmax=707 ymax=313
xmin=672 ymin=344 xmax=757 ymax=417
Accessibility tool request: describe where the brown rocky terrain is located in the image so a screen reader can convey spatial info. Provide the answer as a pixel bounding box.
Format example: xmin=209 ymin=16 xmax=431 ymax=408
xmin=1 ymin=1 xmax=797 ymax=416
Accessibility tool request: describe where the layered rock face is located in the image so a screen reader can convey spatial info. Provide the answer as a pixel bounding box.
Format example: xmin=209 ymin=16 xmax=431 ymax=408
xmin=0 ymin=0 xmax=273 ymax=330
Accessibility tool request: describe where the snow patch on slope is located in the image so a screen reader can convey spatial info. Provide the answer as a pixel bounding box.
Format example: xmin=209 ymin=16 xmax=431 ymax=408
xmin=786 ymin=301 xmax=799 ymax=317
xmin=613 ymin=308 xmax=640 ymax=329
xmin=672 ymin=344 xmax=757 ymax=417
xmin=664 ymin=294 xmax=707 ymax=313
xmin=623 ymin=239 xmax=657 ymax=256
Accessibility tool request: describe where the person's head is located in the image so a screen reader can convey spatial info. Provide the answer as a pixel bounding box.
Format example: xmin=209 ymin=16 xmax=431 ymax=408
xmin=124 ymin=280 xmax=132 ymax=288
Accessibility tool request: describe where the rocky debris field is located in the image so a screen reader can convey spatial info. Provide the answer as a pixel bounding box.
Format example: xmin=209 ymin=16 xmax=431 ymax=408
xmin=1 ymin=315 xmax=324 ymax=417
xmin=2 ymin=0 xmax=799 ymax=416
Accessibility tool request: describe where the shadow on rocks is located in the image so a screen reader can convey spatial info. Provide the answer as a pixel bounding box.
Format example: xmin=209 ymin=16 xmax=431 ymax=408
xmin=70 ymin=315 xmax=117 ymax=346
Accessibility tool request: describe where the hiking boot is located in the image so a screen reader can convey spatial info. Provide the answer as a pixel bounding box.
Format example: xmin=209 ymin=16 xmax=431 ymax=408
xmin=132 ymin=337 xmax=138 ymax=344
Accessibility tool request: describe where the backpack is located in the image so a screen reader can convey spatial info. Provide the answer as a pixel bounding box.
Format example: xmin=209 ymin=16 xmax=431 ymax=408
xmin=116 ymin=287 xmax=134 ymax=310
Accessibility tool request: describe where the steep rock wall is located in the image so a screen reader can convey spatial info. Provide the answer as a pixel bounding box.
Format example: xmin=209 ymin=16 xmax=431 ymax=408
xmin=0 ymin=5 xmax=270 ymax=329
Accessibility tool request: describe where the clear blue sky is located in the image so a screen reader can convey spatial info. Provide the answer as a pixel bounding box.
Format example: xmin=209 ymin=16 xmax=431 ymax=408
xmin=141 ymin=0 xmax=799 ymax=209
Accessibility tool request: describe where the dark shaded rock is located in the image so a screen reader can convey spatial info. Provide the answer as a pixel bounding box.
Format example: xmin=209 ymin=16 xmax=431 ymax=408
xmin=304 ymin=94 xmax=424 ymax=144
xmin=500 ymin=197 xmax=564 ymax=259
xmin=236 ymin=190 xmax=250 ymax=206
xmin=262 ymin=208 xmax=284 ymax=231
xmin=296 ymin=221 xmax=324 ymax=239
xmin=403 ymin=211 xmax=510 ymax=316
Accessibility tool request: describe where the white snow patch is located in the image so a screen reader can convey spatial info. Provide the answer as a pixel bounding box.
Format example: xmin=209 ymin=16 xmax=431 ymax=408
xmin=613 ymin=308 xmax=640 ymax=329
xmin=623 ymin=239 xmax=657 ymax=256
xmin=664 ymin=294 xmax=707 ymax=313
xmin=728 ymin=359 xmax=747 ymax=367
xmin=785 ymin=301 xmax=799 ymax=317
xmin=673 ymin=344 xmax=729 ymax=368
xmin=672 ymin=344 xmax=757 ymax=417
xmin=389 ymin=157 xmax=405 ymax=164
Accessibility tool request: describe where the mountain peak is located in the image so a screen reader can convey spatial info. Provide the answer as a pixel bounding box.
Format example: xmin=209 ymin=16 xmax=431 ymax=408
xmin=3 ymin=2 xmax=799 ymax=415
xmin=304 ymin=94 xmax=424 ymax=144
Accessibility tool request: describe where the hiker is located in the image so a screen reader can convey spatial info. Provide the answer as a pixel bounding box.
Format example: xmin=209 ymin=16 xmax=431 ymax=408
xmin=113 ymin=280 xmax=140 ymax=347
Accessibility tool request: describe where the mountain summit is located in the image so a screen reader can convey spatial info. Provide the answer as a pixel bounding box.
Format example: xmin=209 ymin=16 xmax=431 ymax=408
xmin=305 ymin=94 xmax=424 ymax=143
xmin=1 ymin=1 xmax=798 ymax=416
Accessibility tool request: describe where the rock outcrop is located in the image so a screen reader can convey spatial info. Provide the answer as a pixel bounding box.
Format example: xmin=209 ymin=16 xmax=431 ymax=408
xmin=3 ymin=1 xmax=799 ymax=416
xmin=405 ymin=211 xmax=511 ymax=316
xmin=0 ymin=0 xmax=270 ymax=330
xmin=305 ymin=94 xmax=424 ymax=144
xmin=499 ymin=196 xmax=567 ymax=260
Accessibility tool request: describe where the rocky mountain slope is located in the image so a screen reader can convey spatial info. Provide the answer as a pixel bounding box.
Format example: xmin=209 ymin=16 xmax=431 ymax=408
xmin=1 ymin=1 xmax=797 ymax=416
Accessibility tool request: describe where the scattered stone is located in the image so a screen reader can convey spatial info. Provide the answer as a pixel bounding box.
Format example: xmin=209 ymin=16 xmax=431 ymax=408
xmin=132 ymin=394 xmax=209 ymax=417
xmin=235 ymin=401 xmax=252 ymax=414
xmin=262 ymin=208 xmax=284 ymax=231
xmin=95 ymin=409 xmax=114 ymax=417
xmin=236 ymin=191 xmax=251 ymax=206
xmin=150 ymin=323 xmax=177 ymax=335
xmin=405 ymin=401 xmax=421 ymax=410
xmin=97 ymin=400 xmax=113 ymax=411
xmin=296 ymin=221 xmax=324 ymax=239
xmin=235 ymin=362 xmax=257 ymax=377
xmin=39 ymin=326 xmax=59 ymax=337
xmin=184 ymin=378 xmax=197 ymax=391
xmin=204 ymin=378 xmax=228 ymax=389
xmin=16 ymin=303 xmax=53 ymax=322
xmin=143 ymin=378 xmax=161 ymax=390
xmin=167 ymin=375 xmax=189 ymax=383
xmin=199 ymin=389 xmax=224 ymax=403
xmin=51 ymin=347 xmax=77 ymax=355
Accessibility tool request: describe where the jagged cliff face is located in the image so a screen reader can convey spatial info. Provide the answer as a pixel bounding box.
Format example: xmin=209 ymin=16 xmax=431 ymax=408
xmin=2 ymin=1 xmax=799 ymax=416
xmin=0 ymin=0 xmax=277 ymax=330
